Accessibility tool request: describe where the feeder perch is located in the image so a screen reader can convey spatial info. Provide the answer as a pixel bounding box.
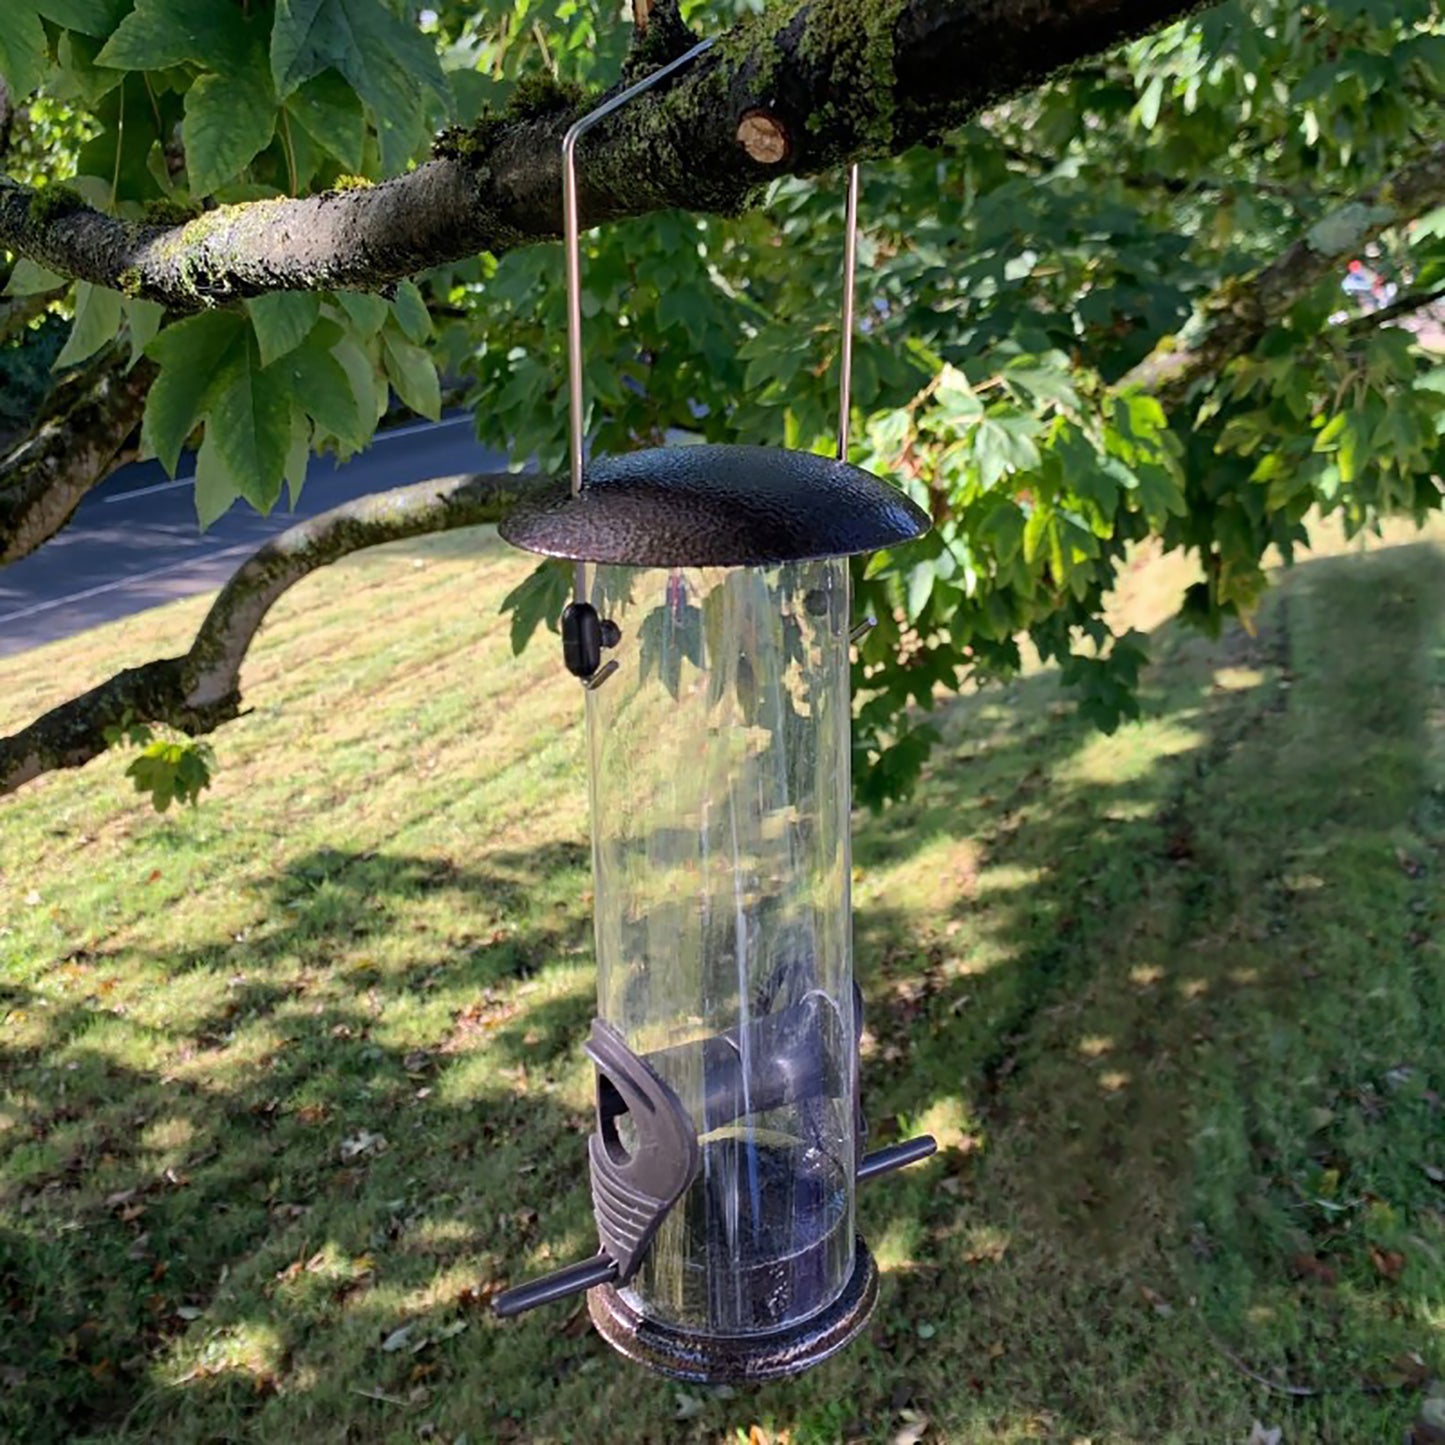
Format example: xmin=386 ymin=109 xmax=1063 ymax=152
xmin=492 ymin=39 xmax=936 ymax=1383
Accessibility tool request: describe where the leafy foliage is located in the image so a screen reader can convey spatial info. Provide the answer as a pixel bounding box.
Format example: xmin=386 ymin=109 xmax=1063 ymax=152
xmin=3 ymin=0 xmax=1445 ymax=799
xmin=100 ymin=714 xmax=214 ymax=809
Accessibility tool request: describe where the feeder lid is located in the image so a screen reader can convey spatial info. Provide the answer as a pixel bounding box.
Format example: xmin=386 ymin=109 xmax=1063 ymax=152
xmin=498 ymin=444 xmax=930 ymax=567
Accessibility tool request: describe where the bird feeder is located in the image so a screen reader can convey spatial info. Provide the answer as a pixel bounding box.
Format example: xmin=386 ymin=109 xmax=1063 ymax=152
xmin=491 ymin=39 xmax=935 ymax=1383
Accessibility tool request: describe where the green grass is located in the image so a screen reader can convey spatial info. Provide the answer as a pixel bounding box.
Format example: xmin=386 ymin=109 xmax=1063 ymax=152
xmin=1 ymin=522 xmax=1443 ymax=1444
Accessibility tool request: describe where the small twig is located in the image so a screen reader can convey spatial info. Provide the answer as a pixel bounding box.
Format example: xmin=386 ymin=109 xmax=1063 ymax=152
xmin=349 ymin=1387 xmax=411 ymax=1407
xmin=1204 ymin=1329 xmax=1322 ymax=1398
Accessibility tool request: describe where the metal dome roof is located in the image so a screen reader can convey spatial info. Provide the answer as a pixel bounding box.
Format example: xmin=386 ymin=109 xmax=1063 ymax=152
xmin=498 ymin=445 xmax=930 ymax=567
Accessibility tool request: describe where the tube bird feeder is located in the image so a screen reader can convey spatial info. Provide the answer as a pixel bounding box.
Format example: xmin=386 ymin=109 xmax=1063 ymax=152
xmin=492 ymin=39 xmax=936 ymax=1383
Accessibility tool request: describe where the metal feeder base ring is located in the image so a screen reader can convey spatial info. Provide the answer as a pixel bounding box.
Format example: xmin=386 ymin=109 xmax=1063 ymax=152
xmin=587 ymin=1237 xmax=878 ymax=1383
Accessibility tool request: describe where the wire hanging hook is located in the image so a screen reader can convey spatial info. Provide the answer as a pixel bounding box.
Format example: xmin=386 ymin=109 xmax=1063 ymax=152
xmin=837 ymin=164 xmax=860 ymax=462
xmin=561 ymin=46 xmax=863 ymax=492
xmin=563 ymin=38 xmax=718 ymax=501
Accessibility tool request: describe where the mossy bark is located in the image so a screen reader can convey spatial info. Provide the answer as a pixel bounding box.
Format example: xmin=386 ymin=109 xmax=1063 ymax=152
xmin=0 ymin=0 xmax=1203 ymax=309
xmin=0 ymin=345 xmax=156 ymax=565
xmin=1123 ymin=141 xmax=1445 ymax=410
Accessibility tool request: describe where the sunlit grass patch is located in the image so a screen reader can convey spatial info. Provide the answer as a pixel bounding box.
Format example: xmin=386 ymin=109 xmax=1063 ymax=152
xmin=1 ymin=520 xmax=1443 ymax=1442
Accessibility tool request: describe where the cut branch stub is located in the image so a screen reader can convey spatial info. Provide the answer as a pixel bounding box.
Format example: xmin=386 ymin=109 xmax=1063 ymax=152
xmin=737 ymin=110 xmax=790 ymax=166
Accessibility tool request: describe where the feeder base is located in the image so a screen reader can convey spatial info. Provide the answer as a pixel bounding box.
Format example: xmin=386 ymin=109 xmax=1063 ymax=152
xmin=587 ymin=1236 xmax=878 ymax=1383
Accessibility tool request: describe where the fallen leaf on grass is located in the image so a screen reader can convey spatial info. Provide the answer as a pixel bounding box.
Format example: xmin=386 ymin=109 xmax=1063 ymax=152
xmin=1376 ymin=1352 xmax=1432 ymax=1391
xmin=892 ymin=1410 xmax=929 ymax=1445
xmin=1369 ymin=1245 xmax=1406 ymax=1281
xmin=340 ymin=1130 xmax=387 ymax=1162
xmin=674 ymin=1390 xmax=706 ymax=1422
xmin=1246 ymin=1423 xmax=1282 ymax=1445
xmin=1138 ymin=1285 xmax=1173 ymax=1316
xmin=456 ymin=1281 xmax=500 ymax=1311
xmin=1395 ymin=848 xmax=1425 ymax=879
xmin=381 ymin=1325 xmax=416 ymax=1353
xmin=1289 ymin=1253 xmax=1337 ymax=1287
xmin=1424 ymin=1164 xmax=1445 ymax=1186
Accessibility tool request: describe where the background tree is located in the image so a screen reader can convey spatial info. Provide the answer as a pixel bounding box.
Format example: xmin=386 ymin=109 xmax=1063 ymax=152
xmin=0 ymin=0 xmax=1442 ymax=803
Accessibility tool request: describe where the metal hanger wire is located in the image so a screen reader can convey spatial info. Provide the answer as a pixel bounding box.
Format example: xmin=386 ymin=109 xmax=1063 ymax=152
xmin=561 ymin=40 xmax=862 ymax=505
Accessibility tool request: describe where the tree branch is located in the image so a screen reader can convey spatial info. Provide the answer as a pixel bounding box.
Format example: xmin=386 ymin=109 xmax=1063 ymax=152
xmin=1341 ymin=283 xmax=1445 ymax=338
xmin=0 ymin=0 xmax=1201 ymax=309
xmin=0 ymin=471 xmax=540 ymax=795
xmin=0 ymin=344 xmax=154 ymax=565
xmin=1121 ymin=141 xmax=1445 ymax=410
xmin=0 ymin=290 xmax=50 ymax=348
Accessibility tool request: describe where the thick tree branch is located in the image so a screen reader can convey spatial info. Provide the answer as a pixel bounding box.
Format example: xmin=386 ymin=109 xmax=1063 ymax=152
xmin=0 ymin=471 xmax=541 ymax=795
xmin=0 ymin=345 xmax=154 ymax=564
xmin=0 ymin=0 xmax=1201 ymax=309
xmin=1121 ymin=142 xmax=1445 ymax=411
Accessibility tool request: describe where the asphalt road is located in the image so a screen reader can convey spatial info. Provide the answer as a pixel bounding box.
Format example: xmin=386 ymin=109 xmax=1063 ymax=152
xmin=0 ymin=414 xmax=509 ymax=659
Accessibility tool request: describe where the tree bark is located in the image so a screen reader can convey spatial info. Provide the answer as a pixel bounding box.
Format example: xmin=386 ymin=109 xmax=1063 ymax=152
xmin=1121 ymin=141 xmax=1445 ymax=411
xmin=0 ymin=345 xmax=155 ymax=565
xmin=0 ymin=0 xmax=1202 ymax=309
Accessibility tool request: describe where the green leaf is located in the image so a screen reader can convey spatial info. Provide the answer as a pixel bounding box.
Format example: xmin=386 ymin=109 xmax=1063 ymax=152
xmin=1022 ymin=505 xmax=1054 ymax=566
xmin=123 ymin=296 xmax=165 ymax=364
xmin=936 ymin=363 xmax=984 ymax=421
xmin=35 ymin=0 xmax=130 ymax=36
xmin=183 ymin=60 xmax=277 ymax=196
xmin=0 ymin=6 xmax=47 ymax=99
xmin=905 ymin=561 xmax=935 ymax=621
xmin=392 ymin=280 xmax=432 ymax=344
xmin=247 ymin=291 xmax=321 ymax=367
xmin=124 ymin=737 xmax=215 ymax=811
xmin=272 ymin=324 xmax=368 ymax=450
xmin=335 ymin=290 xmax=388 ymax=336
xmin=206 ymin=333 xmax=295 ymax=512
xmin=1136 ymin=74 xmax=1164 ymax=130
xmin=284 ymin=410 xmax=311 ymax=508
xmin=193 ymin=427 xmax=240 ymax=529
xmin=53 ymin=282 xmax=123 ymax=370
xmin=270 ymin=0 xmax=447 ymax=172
xmin=4 ymin=259 xmax=67 ymax=296
xmin=1132 ymin=462 xmax=1186 ymax=524
xmin=1305 ymin=203 xmax=1395 ymax=259
xmin=382 ymin=330 xmax=440 ymax=421
xmin=499 ymin=560 xmax=572 ymax=656
xmin=143 ymin=311 xmax=247 ymax=474
xmin=97 ymin=0 xmax=249 ymax=70
xmin=285 ymin=69 xmax=366 ymax=172
xmin=332 ymin=335 xmax=385 ymax=428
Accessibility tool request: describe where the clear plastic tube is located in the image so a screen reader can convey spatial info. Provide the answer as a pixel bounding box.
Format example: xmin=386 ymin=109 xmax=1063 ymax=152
xmin=585 ymin=557 xmax=856 ymax=1335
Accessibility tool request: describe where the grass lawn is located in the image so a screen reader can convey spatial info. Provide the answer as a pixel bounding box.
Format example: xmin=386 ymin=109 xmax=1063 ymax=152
xmin=1 ymin=519 xmax=1443 ymax=1444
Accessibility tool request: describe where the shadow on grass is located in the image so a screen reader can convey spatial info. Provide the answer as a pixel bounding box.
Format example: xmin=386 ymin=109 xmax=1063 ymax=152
xmin=2 ymin=544 xmax=1443 ymax=1443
